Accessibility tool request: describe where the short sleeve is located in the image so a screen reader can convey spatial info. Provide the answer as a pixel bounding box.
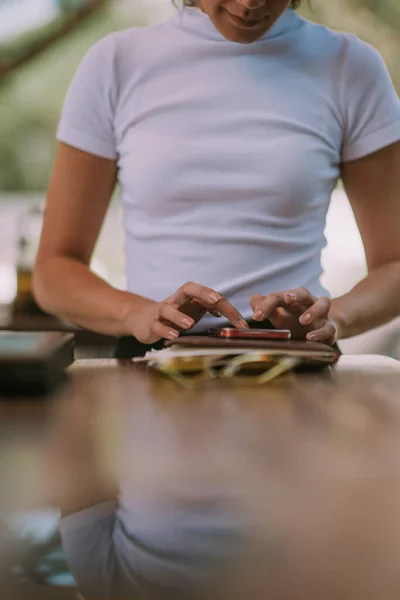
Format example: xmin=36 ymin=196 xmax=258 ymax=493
xmin=59 ymin=502 xmax=117 ymax=600
xmin=340 ymin=36 xmax=400 ymax=162
xmin=57 ymin=35 xmax=118 ymax=160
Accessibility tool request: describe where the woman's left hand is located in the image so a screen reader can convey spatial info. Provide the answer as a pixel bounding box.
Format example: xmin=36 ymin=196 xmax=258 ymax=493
xmin=250 ymin=287 xmax=339 ymax=345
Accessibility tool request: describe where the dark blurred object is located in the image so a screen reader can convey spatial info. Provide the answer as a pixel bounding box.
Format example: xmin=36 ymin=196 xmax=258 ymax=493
xmin=0 ymin=331 xmax=74 ymax=394
xmin=13 ymin=205 xmax=46 ymax=317
xmin=0 ymin=0 xmax=108 ymax=82
xmin=0 ymin=311 xmax=117 ymax=358
xmin=14 ymin=238 xmax=44 ymax=316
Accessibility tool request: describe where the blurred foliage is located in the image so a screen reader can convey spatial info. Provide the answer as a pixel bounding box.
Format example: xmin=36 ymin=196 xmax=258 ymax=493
xmin=0 ymin=0 xmax=104 ymax=67
xmin=0 ymin=0 xmax=399 ymax=192
xmin=0 ymin=2 xmax=143 ymax=191
xmin=357 ymin=0 xmax=400 ymax=26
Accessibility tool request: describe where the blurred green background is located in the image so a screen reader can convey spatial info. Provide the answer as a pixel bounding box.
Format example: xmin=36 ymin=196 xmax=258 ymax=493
xmin=0 ymin=0 xmax=399 ymax=192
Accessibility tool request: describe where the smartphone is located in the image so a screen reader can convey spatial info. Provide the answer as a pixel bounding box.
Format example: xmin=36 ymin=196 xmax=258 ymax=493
xmin=208 ymin=328 xmax=291 ymax=340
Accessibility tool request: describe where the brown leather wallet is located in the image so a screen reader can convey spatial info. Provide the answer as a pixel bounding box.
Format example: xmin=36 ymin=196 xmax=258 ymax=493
xmin=165 ymin=336 xmax=340 ymax=367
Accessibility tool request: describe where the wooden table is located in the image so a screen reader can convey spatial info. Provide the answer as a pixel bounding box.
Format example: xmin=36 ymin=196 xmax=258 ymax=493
xmin=1 ymin=355 xmax=400 ymax=600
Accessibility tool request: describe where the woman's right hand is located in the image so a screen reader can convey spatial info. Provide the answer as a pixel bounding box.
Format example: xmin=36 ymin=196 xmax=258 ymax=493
xmin=127 ymin=282 xmax=248 ymax=344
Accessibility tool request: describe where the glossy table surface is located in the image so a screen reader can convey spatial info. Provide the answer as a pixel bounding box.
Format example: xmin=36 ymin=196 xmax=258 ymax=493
xmin=1 ymin=354 xmax=400 ymax=600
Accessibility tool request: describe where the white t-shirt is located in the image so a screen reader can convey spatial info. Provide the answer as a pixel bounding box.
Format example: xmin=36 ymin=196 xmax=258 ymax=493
xmin=59 ymin=399 xmax=252 ymax=599
xmin=57 ymin=8 xmax=400 ymax=328
xmin=59 ymin=499 xmax=243 ymax=599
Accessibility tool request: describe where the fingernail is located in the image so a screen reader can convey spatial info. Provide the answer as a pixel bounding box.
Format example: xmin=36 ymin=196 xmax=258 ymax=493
xmin=301 ymin=313 xmax=311 ymax=324
xmin=308 ymin=334 xmax=317 ymax=341
xmin=209 ymin=292 xmax=221 ymax=303
xmin=182 ymin=318 xmax=193 ymax=329
xmin=254 ymin=310 xmax=263 ymax=320
xmin=239 ymin=319 xmax=249 ymax=329
xmin=285 ymin=293 xmax=296 ymax=301
xmin=168 ymin=330 xmax=179 ymax=339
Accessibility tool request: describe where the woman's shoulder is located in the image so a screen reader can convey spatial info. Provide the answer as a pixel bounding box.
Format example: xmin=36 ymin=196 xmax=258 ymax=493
xmin=86 ymin=18 xmax=176 ymax=63
xmin=78 ymin=17 xmax=179 ymax=88
xmin=290 ymin=18 xmax=388 ymax=95
xmin=299 ymin=18 xmax=383 ymax=71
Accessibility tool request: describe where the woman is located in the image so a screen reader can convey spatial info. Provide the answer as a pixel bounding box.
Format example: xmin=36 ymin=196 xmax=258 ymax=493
xmin=34 ymin=0 xmax=400 ymax=357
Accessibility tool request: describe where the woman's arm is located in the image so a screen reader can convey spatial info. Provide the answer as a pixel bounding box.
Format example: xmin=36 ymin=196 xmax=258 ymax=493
xmin=34 ymin=142 xmax=152 ymax=336
xmin=331 ymin=141 xmax=400 ymax=339
xmin=34 ymin=143 xmax=245 ymax=339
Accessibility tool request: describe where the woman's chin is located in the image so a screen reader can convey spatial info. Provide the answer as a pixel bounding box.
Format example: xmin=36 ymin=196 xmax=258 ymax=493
xmin=212 ymin=12 xmax=272 ymax=44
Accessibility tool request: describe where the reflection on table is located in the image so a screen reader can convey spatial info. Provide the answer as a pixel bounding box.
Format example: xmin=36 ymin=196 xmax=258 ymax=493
xmin=1 ymin=356 xmax=400 ymax=599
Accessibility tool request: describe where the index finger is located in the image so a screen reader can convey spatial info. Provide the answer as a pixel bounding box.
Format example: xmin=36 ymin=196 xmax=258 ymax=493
xmin=170 ymin=283 xmax=248 ymax=329
xmin=216 ymin=297 xmax=249 ymax=329
xmin=171 ymin=282 xmax=222 ymax=307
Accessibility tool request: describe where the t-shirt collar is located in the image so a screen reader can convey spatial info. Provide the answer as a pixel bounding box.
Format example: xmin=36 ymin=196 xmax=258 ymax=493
xmin=180 ymin=6 xmax=302 ymax=42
